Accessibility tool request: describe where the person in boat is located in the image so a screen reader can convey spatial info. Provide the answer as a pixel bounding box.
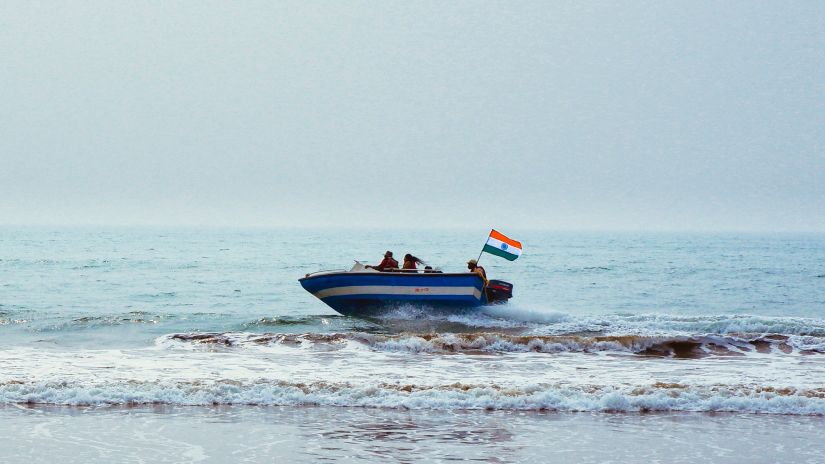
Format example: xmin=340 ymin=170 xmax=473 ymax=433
xmin=366 ymin=251 xmax=399 ymax=271
xmin=402 ymin=254 xmax=424 ymax=271
xmin=467 ymin=259 xmax=488 ymax=283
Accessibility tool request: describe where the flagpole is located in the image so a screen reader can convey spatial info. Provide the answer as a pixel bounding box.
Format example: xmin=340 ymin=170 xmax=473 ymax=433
xmin=475 ymin=229 xmax=492 ymax=266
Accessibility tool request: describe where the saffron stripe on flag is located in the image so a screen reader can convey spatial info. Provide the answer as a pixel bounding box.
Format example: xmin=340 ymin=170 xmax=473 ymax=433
xmin=489 ymin=229 xmax=522 ymax=249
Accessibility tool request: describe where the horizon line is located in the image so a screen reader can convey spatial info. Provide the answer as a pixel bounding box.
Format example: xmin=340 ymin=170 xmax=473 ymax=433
xmin=2 ymin=222 xmax=824 ymax=235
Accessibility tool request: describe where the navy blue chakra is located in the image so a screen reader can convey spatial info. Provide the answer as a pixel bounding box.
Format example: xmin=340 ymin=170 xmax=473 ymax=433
xmin=500 ymin=243 xmax=509 ymax=250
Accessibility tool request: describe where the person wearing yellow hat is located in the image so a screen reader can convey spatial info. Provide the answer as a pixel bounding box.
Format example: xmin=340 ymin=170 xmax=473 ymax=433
xmin=467 ymin=259 xmax=487 ymax=283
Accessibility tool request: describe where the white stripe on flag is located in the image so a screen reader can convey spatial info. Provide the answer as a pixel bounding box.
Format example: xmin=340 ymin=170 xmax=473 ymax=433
xmin=486 ymin=237 xmax=522 ymax=256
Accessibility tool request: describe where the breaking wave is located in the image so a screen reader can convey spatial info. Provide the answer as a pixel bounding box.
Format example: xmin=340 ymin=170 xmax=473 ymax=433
xmin=158 ymin=331 xmax=825 ymax=357
xmin=2 ymin=380 xmax=825 ymax=414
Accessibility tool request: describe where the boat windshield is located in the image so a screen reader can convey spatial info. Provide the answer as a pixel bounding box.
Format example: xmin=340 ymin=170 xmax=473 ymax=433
xmin=350 ymin=261 xmax=377 ymax=272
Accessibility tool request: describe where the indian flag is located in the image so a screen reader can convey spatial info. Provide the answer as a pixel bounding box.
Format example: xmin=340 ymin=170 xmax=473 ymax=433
xmin=482 ymin=229 xmax=522 ymax=261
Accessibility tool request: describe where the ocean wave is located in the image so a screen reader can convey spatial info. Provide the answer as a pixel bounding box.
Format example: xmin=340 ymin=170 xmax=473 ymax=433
xmin=245 ymin=315 xmax=345 ymax=326
xmin=240 ymin=315 xmax=375 ymax=330
xmin=519 ymin=312 xmax=825 ymax=337
xmin=349 ymin=309 xmax=530 ymax=334
xmin=594 ymin=313 xmax=825 ymax=337
xmin=367 ymin=307 xmax=825 ymax=338
xmin=2 ymin=379 xmax=824 ymax=414
xmin=6 ymin=306 xmax=825 ymax=341
xmin=32 ymin=312 xmax=175 ymax=331
xmin=479 ymin=305 xmax=572 ymax=325
xmin=158 ymin=331 xmax=825 ymax=357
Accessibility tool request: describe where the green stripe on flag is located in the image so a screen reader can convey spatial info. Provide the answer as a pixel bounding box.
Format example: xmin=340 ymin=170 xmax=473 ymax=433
xmin=482 ymin=244 xmax=519 ymax=261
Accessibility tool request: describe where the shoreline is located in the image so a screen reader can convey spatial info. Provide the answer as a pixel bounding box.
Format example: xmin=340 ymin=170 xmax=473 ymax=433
xmin=4 ymin=401 xmax=825 ymax=417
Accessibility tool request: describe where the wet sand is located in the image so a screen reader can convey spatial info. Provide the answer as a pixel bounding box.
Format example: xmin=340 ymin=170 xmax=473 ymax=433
xmin=2 ymin=405 xmax=823 ymax=463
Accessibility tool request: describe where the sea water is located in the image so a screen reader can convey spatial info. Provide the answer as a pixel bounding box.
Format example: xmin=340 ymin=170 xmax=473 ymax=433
xmin=2 ymin=227 xmax=825 ymax=462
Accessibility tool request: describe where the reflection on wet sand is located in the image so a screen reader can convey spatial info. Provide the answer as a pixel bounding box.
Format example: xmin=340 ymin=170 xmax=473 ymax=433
xmin=3 ymin=405 xmax=825 ymax=463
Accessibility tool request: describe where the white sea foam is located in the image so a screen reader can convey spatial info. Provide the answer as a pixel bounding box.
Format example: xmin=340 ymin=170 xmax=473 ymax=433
xmin=4 ymin=330 xmax=825 ymax=416
xmin=2 ymin=380 xmax=825 ymax=414
xmin=155 ymin=330 xmax=825 ymax=357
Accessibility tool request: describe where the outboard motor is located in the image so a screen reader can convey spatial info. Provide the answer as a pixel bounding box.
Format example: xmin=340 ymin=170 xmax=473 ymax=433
xmin=485 ymin=279 xmax=514 ymax=304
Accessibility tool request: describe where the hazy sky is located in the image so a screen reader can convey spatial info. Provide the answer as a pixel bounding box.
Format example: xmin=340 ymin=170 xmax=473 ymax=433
xmin=1 ymin=1 xmax=823 ymax=231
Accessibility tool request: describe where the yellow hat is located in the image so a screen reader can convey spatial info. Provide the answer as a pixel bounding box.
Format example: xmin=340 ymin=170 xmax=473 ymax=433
xmin=467 ymin=259 xmax=477 ymax=265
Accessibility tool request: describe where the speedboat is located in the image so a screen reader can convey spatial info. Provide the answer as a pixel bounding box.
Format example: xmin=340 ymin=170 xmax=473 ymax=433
xmin=299 ymin=261 xmax=513 ymax=316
